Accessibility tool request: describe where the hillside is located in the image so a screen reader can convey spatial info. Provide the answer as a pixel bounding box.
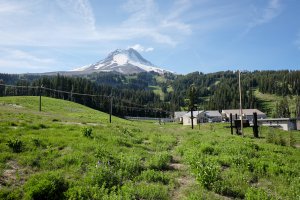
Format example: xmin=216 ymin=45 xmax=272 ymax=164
xmin=1 ymin=70 xmax=299 ymax=118
xmin=254 ymin=90 xmax=297 ymax=117
xmin=0 ymin=96 xmax=300 ymax=199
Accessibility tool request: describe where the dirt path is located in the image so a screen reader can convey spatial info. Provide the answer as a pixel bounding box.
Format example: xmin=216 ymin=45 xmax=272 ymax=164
xmin=169 ymin=137 xmax=196 ymax=200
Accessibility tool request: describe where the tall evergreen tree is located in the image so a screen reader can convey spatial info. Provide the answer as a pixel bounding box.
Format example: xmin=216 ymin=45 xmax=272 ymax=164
xmin=275 ymin=97 xmax=291 ymax=118
xmin=295 ymin=96 xmax=300 ymax=118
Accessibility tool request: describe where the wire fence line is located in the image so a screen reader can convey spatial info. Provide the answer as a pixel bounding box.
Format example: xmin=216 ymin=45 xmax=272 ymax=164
xmin=0 ymin=83 xmax=173 ymax=118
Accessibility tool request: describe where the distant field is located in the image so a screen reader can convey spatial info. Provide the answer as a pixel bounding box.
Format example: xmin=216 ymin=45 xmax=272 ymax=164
xmin=254 ymin=90 xmax=297 ymax=117
xmin=0 ymin=96 xmax=299 ymax=199
xmin=149 ymin=85 xmax=165 ymax=101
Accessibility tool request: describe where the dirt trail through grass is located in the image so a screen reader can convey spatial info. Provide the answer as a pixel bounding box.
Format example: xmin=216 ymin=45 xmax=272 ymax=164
xmin=169 ymin=135 xmax=196 ymax=200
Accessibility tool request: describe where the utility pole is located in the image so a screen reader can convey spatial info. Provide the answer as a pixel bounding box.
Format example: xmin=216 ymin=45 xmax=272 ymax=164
xmin=238 ymin=70 xmax=244 ymax=136
xmin=188 ymin=84 xmax=197 ymax=130
xmin=191 ymin=107 xmax=194 ymax=129
xmin=230 ymin=113 xmax=233 ymax=135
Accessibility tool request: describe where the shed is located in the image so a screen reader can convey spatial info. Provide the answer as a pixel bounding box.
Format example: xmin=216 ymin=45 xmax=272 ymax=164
xmin=182 ymin=111 xmax=205 ymax=126
xmin=258 ymin=118 xmax=297 ymax=131
xmin=204 ymin=110 xmax=222 ymax=122
xmin=174 ymin=111 xmax=187 ymax=123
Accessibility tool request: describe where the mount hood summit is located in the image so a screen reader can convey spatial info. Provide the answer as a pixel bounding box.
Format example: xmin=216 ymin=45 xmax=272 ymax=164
xmin=70 ymin=48 xmax=171 ymax=75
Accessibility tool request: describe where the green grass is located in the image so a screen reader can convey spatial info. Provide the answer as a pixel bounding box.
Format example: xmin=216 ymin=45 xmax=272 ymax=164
xmin=0 ymin=96 xmax=299 ymax=199
xmin=149 ymin=85 xmax=165 ymax=101
xmin=254 ymin=90 xmax=297 ymax=117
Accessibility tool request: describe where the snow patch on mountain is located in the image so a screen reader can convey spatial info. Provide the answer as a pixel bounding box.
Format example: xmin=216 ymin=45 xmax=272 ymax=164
xmin=70 ymin=48 xmax=172 ymax=75
xmin=71 ymin=65 xmax=91 ymax=71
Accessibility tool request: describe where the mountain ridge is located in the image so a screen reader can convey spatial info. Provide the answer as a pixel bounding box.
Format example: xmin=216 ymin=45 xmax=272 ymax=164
xmin=70 ymin=48 xmax=171 ymax=75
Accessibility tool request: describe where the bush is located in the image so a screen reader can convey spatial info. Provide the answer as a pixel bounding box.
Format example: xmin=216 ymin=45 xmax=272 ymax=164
xmin=245 ymin=187 xmax=269 ymax=200
xmin=7 ymin=138 xmax=23 ymax=153
xmin=201 ymin=145 xmax=216 ymax=155
xmin=119 ymin=154 xmax=141 ymax=179
xmin=276 ymin=134 xmax=286 ymax=146
xmin=0 ymin=187 xmax=22 ymax=200
xmin=89 ymin=165 xmax=121 ymax=189
xmin=289 ymin=132 xmax=296 ymax=147
xmin=24 ymin=172 xmax=68 ymax=200
xmin=31 ymin=138 xmax=44 ymax=148
xmin=138 ymin=169 xmax=170 ymax=184
xmin=148 ymin=152 xmax=171 ymax=170
xmin=82 ymin=127 xmax=92 ymax=138
xmin=195 ymin=158 xmax=220 ymax=190
xmin=266 ymin=128 xmax=275 ymax=144
xmin=65 ymin=185 xmax=111 ymax=200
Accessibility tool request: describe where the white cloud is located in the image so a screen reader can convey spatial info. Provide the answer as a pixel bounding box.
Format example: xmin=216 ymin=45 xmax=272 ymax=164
xmin=56 ymin=0 xmax=96 ymax=31
xmin=245 ymin=0 xmax=282 ymax=33
xmin=128 ymin=44 xmax=154 ymax=52
xmin=0 ymin=0 xmax=193 ymax=47
xmin=0 ymin=48 xmax=57 ymax=73
xmin=120 ymin=0 xmax=192 ymax=46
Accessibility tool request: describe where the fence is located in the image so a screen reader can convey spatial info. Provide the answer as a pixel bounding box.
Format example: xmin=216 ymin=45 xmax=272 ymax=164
xmin=124 ymin=116 xmax=174 ymax=122
xmin=0 ymin=83 xmax=172 ymax=123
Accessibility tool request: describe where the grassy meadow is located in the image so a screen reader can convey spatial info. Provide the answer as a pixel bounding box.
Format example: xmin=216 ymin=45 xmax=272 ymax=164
xmin=0 ymin=96 xmax=299 ymax=199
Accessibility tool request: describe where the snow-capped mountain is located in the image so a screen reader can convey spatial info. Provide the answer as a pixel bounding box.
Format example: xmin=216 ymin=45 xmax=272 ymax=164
xmin=71 ymin=48 xmax=171 ymax=75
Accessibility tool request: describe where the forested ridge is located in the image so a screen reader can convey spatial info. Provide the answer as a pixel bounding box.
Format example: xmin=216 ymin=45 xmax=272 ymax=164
xmin=0 ymin=70 xmax=299 ymax=118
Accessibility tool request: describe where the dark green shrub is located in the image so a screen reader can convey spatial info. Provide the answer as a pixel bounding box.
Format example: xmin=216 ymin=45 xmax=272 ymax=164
xmin=24 ymin=172 xmax=68 ymax=200
xmin=276 ymin=134 xmax=286 ymax=146
xmin=31 ymin=138 xmax=43 ymax=148
xmin=201 ymin=145 xmax=216 ymax=155
xmin=38 ymin=123 xmax=48 ymax=129
xmin=289 ymin=132 xmax=296 ymax=147
xmin=7 ymin=138 xmax=23 ymax=153
xmin=82 ymin=127 xmax=92 ymax=138
xmin=9 ymin=122 xmax=18 ymax=126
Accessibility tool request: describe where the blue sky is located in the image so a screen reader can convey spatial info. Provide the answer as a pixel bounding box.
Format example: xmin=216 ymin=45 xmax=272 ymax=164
xmin=0 ymin=0 xmax=299 ymax=74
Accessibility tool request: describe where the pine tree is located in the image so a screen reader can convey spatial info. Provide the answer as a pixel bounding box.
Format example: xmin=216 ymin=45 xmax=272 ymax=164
xmin=276 ymin=97 xmax=291 ymax=118
xmin=295 ymin=96 xmax=300 ymax=118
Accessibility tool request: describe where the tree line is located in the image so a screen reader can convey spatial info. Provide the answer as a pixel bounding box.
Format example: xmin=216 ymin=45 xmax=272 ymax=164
xmin=0 ymin=70 xmax=300 ymax=118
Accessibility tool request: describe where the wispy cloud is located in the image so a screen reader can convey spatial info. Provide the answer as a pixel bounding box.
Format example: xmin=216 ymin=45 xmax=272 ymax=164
xmin=119 ymin=0 xmax=192 ymax=46
xmin=128 ymin=44 xmax=154 ymax=52
xmin=56 ymin=0 xmax=96 ymax=31
xmin=245 ymin=0 xmax=282 ymax=33
xmin=0 ymin=48 xmax=57 ymax=73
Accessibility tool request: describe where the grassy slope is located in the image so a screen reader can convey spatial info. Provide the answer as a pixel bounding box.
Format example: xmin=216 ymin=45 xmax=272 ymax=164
xmin=254 ymin=90 xmax=297 ymax=117
xmin=0 ymin=96 xmax=299 ymax=199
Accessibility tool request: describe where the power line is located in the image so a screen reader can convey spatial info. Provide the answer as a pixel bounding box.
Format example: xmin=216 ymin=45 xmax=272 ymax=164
xmin=0 ymin=83 xmax=171 ymax=115
xmin=0 ymin=83 xmax=39 ymax=89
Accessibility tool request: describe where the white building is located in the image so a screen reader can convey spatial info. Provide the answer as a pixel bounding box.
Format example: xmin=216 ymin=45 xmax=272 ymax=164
xmin=182 ymin=111 xmax=205 ymax=126
xmin=258 ymin=118 xmax=297 ymax=131
xmin=174 ymin=111 xmax=188 ymax=124
xmin=222 ymin=109 xmax=267 ymax=122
